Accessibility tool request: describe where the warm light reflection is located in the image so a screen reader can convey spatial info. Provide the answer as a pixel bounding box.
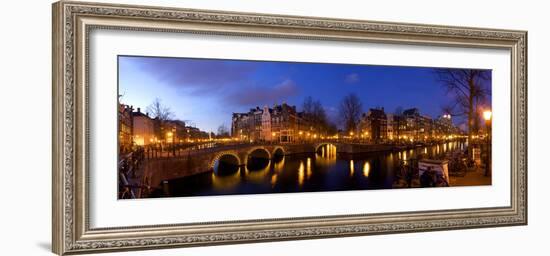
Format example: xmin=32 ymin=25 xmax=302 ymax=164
xmin=316 ymin=144 xmax=337 ymax=166
xmin=307 ymin=157 xmax=312 ymax=178
xmin=298 ymin=161 xmax=305 ymax=186
xmin=245 ymin=161 xmax=271 ymax=183
xmin=274 ymin=156 xmax=285 ymax=172
xmin=271 ymin=174 xmax=277 ymax=187
xmin=211 ymin=167 xmax=241 ymax=189
xmin=363 ymin=161 xmax=370 ymax=177
xmin=350 ymin=160 xmax=355 ymax=176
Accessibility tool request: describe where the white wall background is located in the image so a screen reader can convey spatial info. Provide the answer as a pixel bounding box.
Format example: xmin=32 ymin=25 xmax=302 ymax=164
xmin=0 ymin=0 xmax=547 ymax=255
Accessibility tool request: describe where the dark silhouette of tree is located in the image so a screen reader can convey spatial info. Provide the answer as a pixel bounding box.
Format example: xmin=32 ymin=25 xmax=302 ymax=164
xmin=302 ymin=96 xmax=315 ymax=115
xmin=339 ymin=93 xmax=363 ymax=133
xmin=435 ymin=69 xmax=491 ymax=137
xmin=146 ymin=98 xmax=174 ymax=139
xmin=217 ymin=124 xmax=230 ymax=138
xmin=302 ymin=96 xmax=330 ymax=135
xmin=147 ymin=98 xmax=174 ymax=121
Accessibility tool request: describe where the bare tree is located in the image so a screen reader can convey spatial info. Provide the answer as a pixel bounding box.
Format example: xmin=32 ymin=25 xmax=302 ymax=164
xmin=217 ymin=124 xmax=230 ymax=138
xmin=435 ymin=69 xmax=491 ymax=137
xmin=339 ymin=93 xmax=363 ymax=133
xmin=302 ymin=96 xmax=315 ymax=115
xmin=312 ymin=101 xmax=327 ymax=123
xmin=146 ymin=98 xmax=174 ymax=121
xmin=302 ymin=97 xmax=330 ymax=134
xmin=146 ymin=98 xmax=174 ymax=139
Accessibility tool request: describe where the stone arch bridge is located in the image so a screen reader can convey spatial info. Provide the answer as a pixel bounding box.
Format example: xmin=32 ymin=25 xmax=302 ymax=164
xmin=208 ymin=145 xmax=286 ymax=169
xmin=143 ymin=142 xmax=393 ymax=187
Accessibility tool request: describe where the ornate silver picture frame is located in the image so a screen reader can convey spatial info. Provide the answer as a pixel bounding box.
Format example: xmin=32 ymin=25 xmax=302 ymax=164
xmin=52 ymin=1 xmax=527 ymax=255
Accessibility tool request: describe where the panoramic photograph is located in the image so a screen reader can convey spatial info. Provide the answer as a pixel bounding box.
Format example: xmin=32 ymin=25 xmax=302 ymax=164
xmin=117 ymin=56 xmax=492 ymax=199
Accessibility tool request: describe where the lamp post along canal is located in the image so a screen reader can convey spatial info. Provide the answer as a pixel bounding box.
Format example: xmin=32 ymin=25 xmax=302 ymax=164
xmin=483 ymin=110 xmax=492 ymax=177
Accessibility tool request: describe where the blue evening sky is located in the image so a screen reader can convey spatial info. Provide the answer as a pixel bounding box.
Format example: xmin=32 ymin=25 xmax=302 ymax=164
xmin=118 ymin=56 xmax=491 ymax=133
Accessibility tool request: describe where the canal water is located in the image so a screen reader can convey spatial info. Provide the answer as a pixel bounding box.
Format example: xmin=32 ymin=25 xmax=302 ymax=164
xmin=160 ymin=141 xmax=466 ymax=198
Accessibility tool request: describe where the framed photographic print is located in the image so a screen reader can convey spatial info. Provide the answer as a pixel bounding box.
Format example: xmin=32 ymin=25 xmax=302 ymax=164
xmin=52 ymin=1 xmax=527 ymax=255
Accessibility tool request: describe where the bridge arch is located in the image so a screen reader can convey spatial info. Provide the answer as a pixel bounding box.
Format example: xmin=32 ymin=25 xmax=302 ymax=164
xmin=314 ymin=142 xmax=337 ymax=152
xmin=272 ymin=146 xmax=285 ymax=158
xmin=245 ymin=147 xmax=271 ymax=165
xmin=271 ymin=146 xmax=285 ymax=163
xmin=245 ymin=147 xmax=271 ymax=159
xmin=210 ymin=151 xmax=241 ymax=170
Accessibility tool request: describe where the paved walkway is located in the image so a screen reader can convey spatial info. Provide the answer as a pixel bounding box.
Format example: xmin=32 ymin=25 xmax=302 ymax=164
xmin=449 ymin=167 xmax=491 ymax=186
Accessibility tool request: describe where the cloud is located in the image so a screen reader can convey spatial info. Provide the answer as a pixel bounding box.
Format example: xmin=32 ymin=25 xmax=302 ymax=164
xmin=345 ymin=73 xmax=360 ymax=84
xmin=124 ymin=56 xmax=258 ymax=94
xmin=224 ymin=79 xmax=299 ymax=107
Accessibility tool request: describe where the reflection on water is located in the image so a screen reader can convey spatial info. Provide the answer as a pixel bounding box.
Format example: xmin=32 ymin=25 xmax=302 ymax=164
xmin=164 ymin=141 xmax=466 ymax=197
xmin=363 ymin=161 xmax=370 ymax=177
xmin=211 ymin=168 xmax=241 ymax=189
xmin=245 ymin=162 xmax=271 ymax=183
xmin=307 ymin=157 xmax=312 ymax=178
xmin=317 ymin=144 xmax=337 ymax=167
xmin=298 ymin=161 xmax=305 ymax=187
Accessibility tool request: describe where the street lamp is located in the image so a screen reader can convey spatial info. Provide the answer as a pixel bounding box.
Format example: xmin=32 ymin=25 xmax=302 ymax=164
xmin=271 ymin=132 xmax=276 ymax=143
xmin=483 ymin=110 xmax=492 ymax=177
xmin=483 ymin=110 xmax=492 ymax=122
xmin=168 ymin=128 xmax=176 ymax=156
